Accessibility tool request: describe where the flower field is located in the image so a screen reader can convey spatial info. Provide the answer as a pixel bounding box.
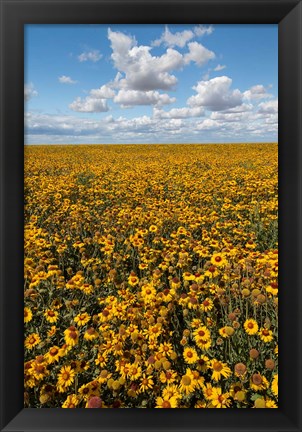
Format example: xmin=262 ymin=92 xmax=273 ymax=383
xmin=24 ymin=143 xmax=278 ymax=408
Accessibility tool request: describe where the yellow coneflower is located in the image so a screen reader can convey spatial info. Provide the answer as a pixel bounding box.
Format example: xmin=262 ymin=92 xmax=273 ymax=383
xmin=209 ymin=387 xmax=231 ymax=408
xmin=156 ymin=395 xmax=178 ymax=408
xmin=62 ymin=394 xmax=79 ymax=408
xmin=183 ymin=347 xmax=198 ymax=364
xmin=198 ymin=337 xmax=213 ymax=351
xmin=159 ymin=369 xmax=178 ymax=384
xmin=74 ymin=312 xmax=90 ymax=326
xmin=210 ymin=359 xmax=232 ymax=381
xmin=44 ymin=346 xmax=61 ymax=364
xmin=179 ymin=369 xmax=196 ymax=395
xmin=271 ymin=374 xmax=278 ymax=397
xmin=139 ymin=374 xmax=154 ymax=393
xmin=266 ymin=399 xmax=278 ymax=408
xmin=158 ymin=342 xmax=173 ymax=357
xmin=64 ymin=326 xmax=79 ymax=347
xmin=95 ymin=353 xmax=108 ymax=368
xmin=211 ymin=253 xmax=227 ymax=267
xmin=128 ymin=364 xmax=142 ymax=381
xmin=44 ymin=309 xmax=59 ymax=323
xmin=258 ymin=327 xmax=274 ymax=343
xmin=162 ymin=384 xmax=181 ymax=400
xmin=250 ymin=373 xmax=269 ymax=391
xmin=244 ymin=318 xmax=259 ymax=335
xmin=196 ymin=355 xmax=209 ymax=372
xmin=57 ymin=366 xmax=75 ymax=392
xmin=128 ymin=273 xmax=139 ymax=287
xmin=200 ymin=298 xmax=214 ymax=312
xmin=47 ymin=326 xmax=57 ymax=337
xmin=84 ymin=327 xmax=99 ymax=341
xmin=24 ymin=307 xmax=33 ymax=323
xmin=203 ymin=382 xmax=214 ymax=400
xmin=24 ymin=333 xmax=41 ymax=350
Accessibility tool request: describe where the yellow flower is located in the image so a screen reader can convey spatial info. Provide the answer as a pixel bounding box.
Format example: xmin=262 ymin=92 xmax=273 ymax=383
xmin=139 ymin=374 xmax=154 ymax=393
xmin=271 ymin=374 xmax=278 ymax=397
xmin=156 ymin=395 xmax=178 ymax=408
xmin=57 ymin=366 xmax=75 ymax=392
xmin=159 ymin=370 xmax=178 ymax=384
xmin=44 ymin=309 xmax=59 ymax=323
xmin=84 ymin=327 xmax=99 ymax=341
xmin=24 ymin=333 xmax=41 ymax=350
xmin=200 ymin=298 xmax=214 ymax=312
xmin=128 ymin=273 xmax=139 ymax=287
xmin=210 ymin=359 xmax=232 ymax=381
xmin=250 ymin=373 xmax=269 ymax=391
xmin=24 ymin=307 xmax=33 ymax=323
xmin=74 ymin=312 xmax=91 ymax=326
xmin=44 ymin=346 xmax=61 ymax=364
xmin=183 ymin=346 xmax=198 ymax=364
xmin=209 ymin=387 xmax=231 ymax=408
xmin=211 ymin=253 xmax=227 ymax=267
xmin=244 ymin=319 xmax=259 ymax=335
xmin=179 ymin=368 xmax=197 ymax=395
xmin=258 ymin=327 xmax=273 ymax=343
xmin=64 ymin=326 xmax=79 ymax=347
xmin=62 ymin=394 xmax=79 ymax=408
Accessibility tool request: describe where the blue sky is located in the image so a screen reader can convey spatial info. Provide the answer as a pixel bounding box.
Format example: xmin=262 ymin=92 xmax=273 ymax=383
xmin=25 ymin=24 xmax=278 ymax=144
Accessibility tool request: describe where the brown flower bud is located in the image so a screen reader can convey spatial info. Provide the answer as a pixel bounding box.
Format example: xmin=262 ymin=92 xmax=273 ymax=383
xmin=249 ymin=349 xmax=259 ymax=359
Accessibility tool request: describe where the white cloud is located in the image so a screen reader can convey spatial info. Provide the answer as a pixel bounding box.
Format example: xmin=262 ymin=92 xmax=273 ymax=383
xmin=58 ymin=75 xmax=77 ymax=84
xmin=152 ymin=26 xmax=194 ymax=48
xmin=187 ymin=76 xmax=243 ymax=111
xmin=243 ymin=85 xmax=272 ymax=100
xmin=90 ymin=84 xmax=116 ymax=99
xmin=114 ymin=89 xmax=175 ymax=107
xmin=69 ymin=96 xmax=108 ymax=113
xmin=24 ymin=83 xmax=38 ymax=101
xmin=196 ymin=118 xmax=220 ymax=130
xmin=193 ymin=25 xmax=214 ymax=37
xmin=214 ymin=64 xmax=226 ymax=71
xmin=152 ymin=25 xmax=213 ymax=48
xmin=257 ymin=99 xmax=278 ymax=114
xmin=108 ymin=29 xmax=214 ymax=93
xmin=69 ymin=83 xmax=116 ymax=113
xmin=78 ymin=50 xmax=102 ymax=62
xmin=153 ymin=106 xmax=204 ymax=119
xmin=184 ymin=42 xmax=215 ymax=67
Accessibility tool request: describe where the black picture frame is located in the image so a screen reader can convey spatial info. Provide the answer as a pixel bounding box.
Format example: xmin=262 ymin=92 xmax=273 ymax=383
xmin=0 ymin=0 xmax=301 ymax=431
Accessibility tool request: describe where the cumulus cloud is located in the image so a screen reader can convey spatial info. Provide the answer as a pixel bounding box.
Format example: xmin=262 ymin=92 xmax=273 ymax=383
xmin=152 ymin=25 xmax=213 ymax=48
xmin=24 ymin=83 xmax=38 ymax=101
xmin=187 ymin=76 xmax=243 ymax=111
xmin=196 ymin=118 xmax=220 ymax=130
xmin=108 ymin=29 xmax=215 ymax=92
xmin=152 ymin=26 xmax=194 ymax=48
xmin=193 ymin=25 xmax=214 ymax=37
xmin=78 ymin=50 xmax=102 ymax=62
xmin=214 ymin=64 xmax=226 ymax=71
xmin=58 ymin=75 xmax=77 ymax=84
xmin=257 ymin=99 xmax=278 ymax=114
xmin=184 ymin=42 xmax=215 ymax=67
xmin=90 ymin=84 xmax=116 ymax=99
xmin=114 ymin=89 xmax=175 ymax=107
xmin=243 ymin=85 xmax=272 ymax=100
xmin=69 ymin=97 xmax=108 ymax=113
xmin=153 ymin=106 xmax=204 ymax=119
xmin=69 ymin=83 xmax=116 ymax=113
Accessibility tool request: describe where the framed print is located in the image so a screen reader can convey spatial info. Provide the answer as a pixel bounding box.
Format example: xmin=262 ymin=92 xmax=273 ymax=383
xmin=0 ymin=0 xmax=301 ymax=431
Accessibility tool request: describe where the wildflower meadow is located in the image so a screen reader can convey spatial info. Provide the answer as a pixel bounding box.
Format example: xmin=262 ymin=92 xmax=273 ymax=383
xmin=24 ymin=143 xmax=278 ymax=408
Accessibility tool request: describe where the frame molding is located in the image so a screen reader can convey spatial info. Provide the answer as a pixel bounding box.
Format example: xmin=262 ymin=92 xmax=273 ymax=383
xmin=0 ymin=1 xmax=301 ymax=431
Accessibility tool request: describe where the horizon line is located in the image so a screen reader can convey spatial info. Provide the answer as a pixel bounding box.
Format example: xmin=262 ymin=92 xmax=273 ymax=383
xmin=24 ymin=141 xmax=278 ymax=146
